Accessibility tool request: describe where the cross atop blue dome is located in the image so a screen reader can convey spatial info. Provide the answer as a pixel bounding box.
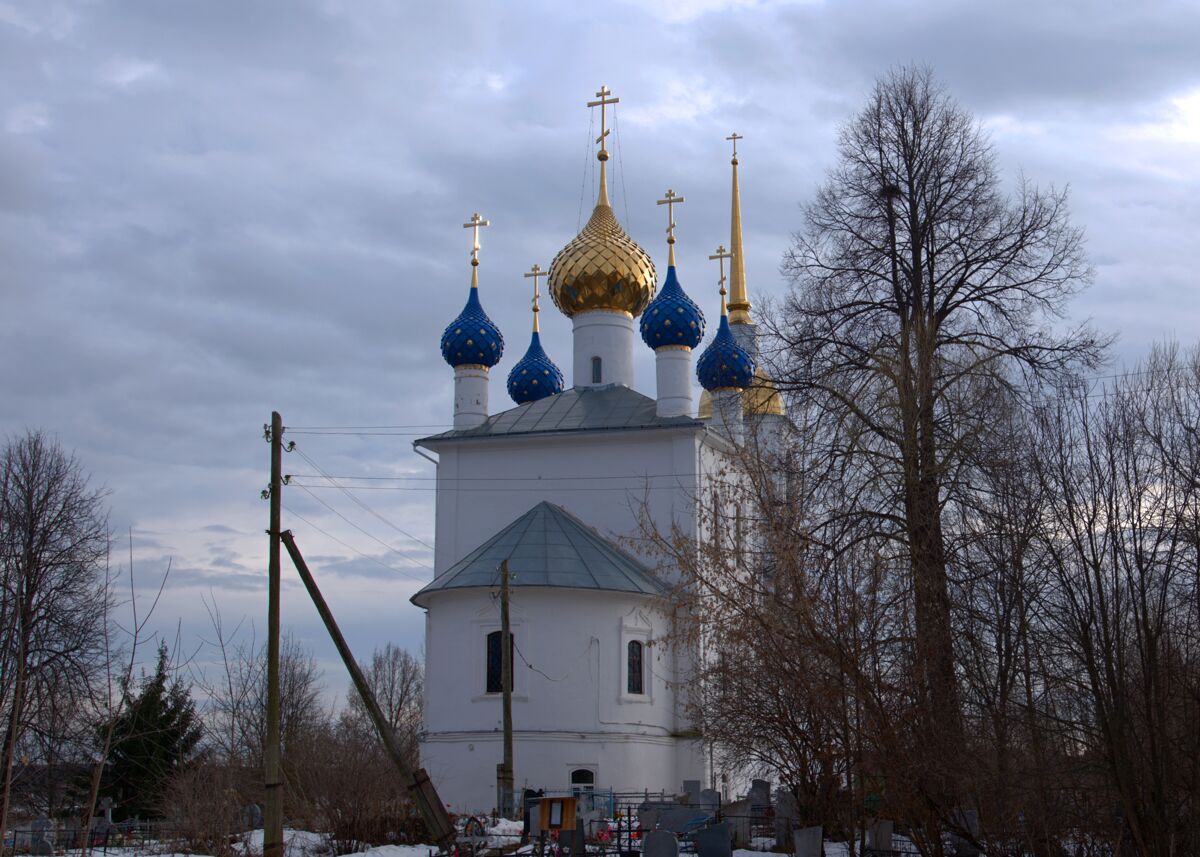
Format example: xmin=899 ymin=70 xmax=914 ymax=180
xmin=697 ymin=312 xmax=754 ymax=390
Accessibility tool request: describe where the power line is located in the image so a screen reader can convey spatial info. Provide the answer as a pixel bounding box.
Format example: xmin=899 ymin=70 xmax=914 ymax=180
xmin=283 ymin=471 xmax=700 ymax=483
xmin=290 ymin=482 xmax=433 ymax=569
xmin=281 ymin=504 xmax=430 ymax=583
xmin=290 ymin=445 xmax=436 ymax=552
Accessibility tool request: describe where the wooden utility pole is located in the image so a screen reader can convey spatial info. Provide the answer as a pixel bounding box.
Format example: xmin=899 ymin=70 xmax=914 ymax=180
xmin=498 ymin=559 xmax=515 ymax=818
xmin=279 ymin=530 xmax=456 ymax=850
xmin=263 ymin=411 xmax=284 ymax=857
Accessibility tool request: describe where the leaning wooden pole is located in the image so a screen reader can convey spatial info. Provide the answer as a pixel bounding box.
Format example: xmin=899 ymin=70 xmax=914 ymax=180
xmin=279 ymin=530 xmax=456 ymax=851
xmin=263 ymin=412 xmax=284 ymax=857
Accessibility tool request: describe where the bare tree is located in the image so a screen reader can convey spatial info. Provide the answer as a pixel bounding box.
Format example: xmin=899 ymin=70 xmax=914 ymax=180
xmin=0 ymin=431 xmax=109 ymax=835
xmin=343 ymin=643 xmax=422 ymax=766
xmin=774 ymin=65 xmax=1106 ymax=827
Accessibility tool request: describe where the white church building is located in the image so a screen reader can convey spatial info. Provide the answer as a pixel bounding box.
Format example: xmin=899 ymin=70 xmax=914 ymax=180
xmin=410 ymin=87 xmax=785 ymax=814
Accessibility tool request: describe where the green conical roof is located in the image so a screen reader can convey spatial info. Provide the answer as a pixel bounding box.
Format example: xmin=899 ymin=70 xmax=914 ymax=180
xmin=411 ymin=501 xmax=667 ymax=607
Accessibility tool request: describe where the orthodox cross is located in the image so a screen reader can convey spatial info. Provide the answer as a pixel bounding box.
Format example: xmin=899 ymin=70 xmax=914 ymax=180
xmin=463 ymin=212 xmax=490 ymax=265
xmin=524 ymin=263 xmax=546 ymax=330
xmin=709 ymin=244 xmax=733 ymax=299
xmin=656 ymin=189 xmax=685 ymax=242
xmin=587 ymin=84 xmax=620 ymax=154
xmin=726 ymin=132 xmax=743 ymax=161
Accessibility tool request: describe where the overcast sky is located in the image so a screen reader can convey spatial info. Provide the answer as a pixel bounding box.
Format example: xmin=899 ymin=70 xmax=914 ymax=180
xmin=2 ymin=0 xmax=1198 ymax=696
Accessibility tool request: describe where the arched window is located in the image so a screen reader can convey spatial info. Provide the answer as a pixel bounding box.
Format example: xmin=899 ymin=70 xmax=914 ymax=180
xmin=591 ymin=356 xmax=602 ymax=384
xmin=570 ymin=768 xmax=595 ymax=794
xmin=627 ymin=640 xmax=644 ymax=695
xmin=486 ymin=630 xmax=513 ymax=694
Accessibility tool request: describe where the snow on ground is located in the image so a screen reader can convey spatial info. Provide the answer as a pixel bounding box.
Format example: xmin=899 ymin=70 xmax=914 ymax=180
xmin=236 ymin=829 xmax=329 ymax=857
xmin=359 ymin=845 xmax=440 ymax=857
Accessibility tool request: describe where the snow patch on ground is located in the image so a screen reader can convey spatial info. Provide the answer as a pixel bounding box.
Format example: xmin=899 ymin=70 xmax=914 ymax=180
xmin=237 ymin=829 xmax=329 ymax=857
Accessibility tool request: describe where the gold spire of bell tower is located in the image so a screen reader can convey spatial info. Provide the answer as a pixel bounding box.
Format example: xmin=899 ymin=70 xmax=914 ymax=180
xmin=587 ymin=84 xmax=619 ymax=208
xmin=725 ymin=132 xmax=752 ymax=325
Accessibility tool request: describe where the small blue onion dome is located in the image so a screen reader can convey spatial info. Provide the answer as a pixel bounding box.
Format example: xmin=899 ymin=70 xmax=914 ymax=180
xmin=697 ymin=313 xmax=755 ymax=391
xmin=441 ymin=287 xmax=504 ymax=368
xmin=640 ymin=265 xmax=705 ymax=350
xmin=507 ymin=331 xmax=564 ymax=404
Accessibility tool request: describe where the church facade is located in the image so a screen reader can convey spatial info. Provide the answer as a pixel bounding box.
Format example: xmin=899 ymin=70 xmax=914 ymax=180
xmin=410 ymin=87 xmax=784 ymax=813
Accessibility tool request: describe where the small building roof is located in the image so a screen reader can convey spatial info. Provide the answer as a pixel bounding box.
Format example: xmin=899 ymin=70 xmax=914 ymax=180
xmin=417 ymin=384 xmax=701 ymax=446
xmin=411 ymin=501 xmax=668 ymax=607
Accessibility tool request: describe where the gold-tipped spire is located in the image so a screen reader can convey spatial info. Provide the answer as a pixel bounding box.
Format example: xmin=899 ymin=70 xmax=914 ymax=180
xmin=463 ymin=211 xmax=490 ymax=288
xmin=656 ymin=188 xmax=685 ymax=267
xmin=587 ymin=84 xmax=619 ymax=208
xmin=725 ymin=132 xmax=752 ymax=325
xmin=708 ymin=244 xmax=732 ymax=317
xmin=548 ymin=85 xmax=656 ymax=318
xmin=524 ymin=263 xmax=546 ymax=332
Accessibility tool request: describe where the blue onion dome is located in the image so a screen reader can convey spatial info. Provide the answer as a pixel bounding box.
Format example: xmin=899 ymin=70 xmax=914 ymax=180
xmin=441 ymin=287 xmax=504 ymax=368
xmin=507 ymin=331 xmax=564 ymax=404
xmin=697 ymin=313 xmax=755 ymax=391
xmin=640 ymin=266 xmax=705 ymax=350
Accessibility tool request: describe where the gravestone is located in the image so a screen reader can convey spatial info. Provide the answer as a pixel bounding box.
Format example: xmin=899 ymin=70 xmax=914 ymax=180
xmin=30 ymin=817 xmax=52 ymax=856
xmin=638 ymin=802 xmax=662 ymax=833
xmin=643 ymin=829 xmax=679 ymax=857
xmin=661 ymin=806 xmax=709 ymax=834
xmin=682 ymin=780 xmax=701 ymax=805
xmin=774 ymin=792 xmax=798 ymax=850
xmin=792 ymin=826 xmax=822 ymax=857
xmin=242 ymin=803 xmax=264 ymax=830
xmin=693 ymin=822 xmax=731 ymax=857
xmin=749 ymin=779 xmax=771 ymax=806
xmin=949 ymin=809 xmax=981 ymax=857
xmin=867 ymin=819 xmax=893 ymax=852
xmin=699 ymin=789 xmax=721 ymax=815
xmin=528 ymin=805 xmax=541 ymax=837
xmin=722 ymin=797 xmax=752 ymax=846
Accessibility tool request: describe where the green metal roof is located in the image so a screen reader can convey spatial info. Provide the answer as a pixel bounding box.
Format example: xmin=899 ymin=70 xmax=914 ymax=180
xmin=411 ymin=501 xmax=668 ymax=607
xmin=417 ymin=384 xmax=701 ymax=445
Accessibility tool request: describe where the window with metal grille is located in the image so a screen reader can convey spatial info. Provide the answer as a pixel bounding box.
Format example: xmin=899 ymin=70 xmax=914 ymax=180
xmin=627 ymin=640 xmax=644 ymax=694
xmin=486 ymin=630 xmax=512 ymax=693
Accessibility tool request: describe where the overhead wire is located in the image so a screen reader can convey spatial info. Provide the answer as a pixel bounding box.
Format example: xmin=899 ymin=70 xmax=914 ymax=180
xmin=290 ymin=481 xmax=433 ymax=569
xmin=290 ymin=444 xmax=435 ymax=551
xmin=281 ymin=503 xmax=430 ymax=583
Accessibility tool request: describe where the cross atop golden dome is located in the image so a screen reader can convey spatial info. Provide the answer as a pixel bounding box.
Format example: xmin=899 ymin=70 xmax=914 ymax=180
xmin=548 ymin=85 xmax=656 ymax=319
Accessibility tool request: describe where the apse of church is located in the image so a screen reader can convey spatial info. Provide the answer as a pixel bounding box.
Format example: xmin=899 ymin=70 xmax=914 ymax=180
xmin=410 ymin=86 xmax=786 ymax=813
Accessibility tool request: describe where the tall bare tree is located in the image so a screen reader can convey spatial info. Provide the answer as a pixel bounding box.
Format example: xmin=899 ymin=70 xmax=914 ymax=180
xmin=775 ymin=65 xmax=1105 ymax=823
xmin=0 ymin=431 xmax=109 ymax=835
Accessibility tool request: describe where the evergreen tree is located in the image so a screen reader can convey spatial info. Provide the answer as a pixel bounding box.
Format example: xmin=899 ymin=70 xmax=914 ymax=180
xmin=102 ymin=642 xmax=202 ymax=819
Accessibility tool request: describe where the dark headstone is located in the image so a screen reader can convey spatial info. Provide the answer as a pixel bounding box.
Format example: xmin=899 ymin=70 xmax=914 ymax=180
xmin=30 ymin=818 xmax=52 ymax=856
xmin=693 ymin=823 xmax=732 ymax=857
xmin=698 ymin=789 xmax=720 ymax=814
xmin=793 ymin=826 xmax=821 ymax=857
xmin=242 ymin=803 xmax=264 ymax=830
xmin=643 ymin=829 xmax=679 ymax=857
xmin=682 ymin=780 xmax=701 ymax=805
xmin=867 ymin=819 xmax=893 ymax=852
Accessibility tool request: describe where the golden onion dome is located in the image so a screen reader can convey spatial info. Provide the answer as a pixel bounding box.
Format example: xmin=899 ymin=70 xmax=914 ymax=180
xmin=699 ymin=365 xmax=784 ymax=418
xmin=548 ymin=199 xmax=656 ymax=318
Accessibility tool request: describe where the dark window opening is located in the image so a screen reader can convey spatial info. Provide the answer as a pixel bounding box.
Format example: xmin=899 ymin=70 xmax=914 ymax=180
xmin=486 ymin=630 xmax=513 ymax=694
xmin=627 ymin=640 xmax=644 ymax=695
xmin=591 ymin=356 xmax=602 ymax=384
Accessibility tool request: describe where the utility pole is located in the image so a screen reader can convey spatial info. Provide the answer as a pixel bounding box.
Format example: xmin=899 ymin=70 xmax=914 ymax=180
xmin=498 ymin=559 xmax=514 ymax=818
xmin=263 ymin=411 xmax=284 ymax=857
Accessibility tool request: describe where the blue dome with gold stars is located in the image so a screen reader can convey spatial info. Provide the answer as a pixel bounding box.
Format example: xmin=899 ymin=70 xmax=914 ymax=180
xmin=441 ymin=287 xmax=504 ymax=368
xmin=697 ymin=313 xmax=754 ymax=391
xmin=640 ymin=265 xmax=705 ymax=350
xmin=507 ymin=331 xmax=564 ymax=404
